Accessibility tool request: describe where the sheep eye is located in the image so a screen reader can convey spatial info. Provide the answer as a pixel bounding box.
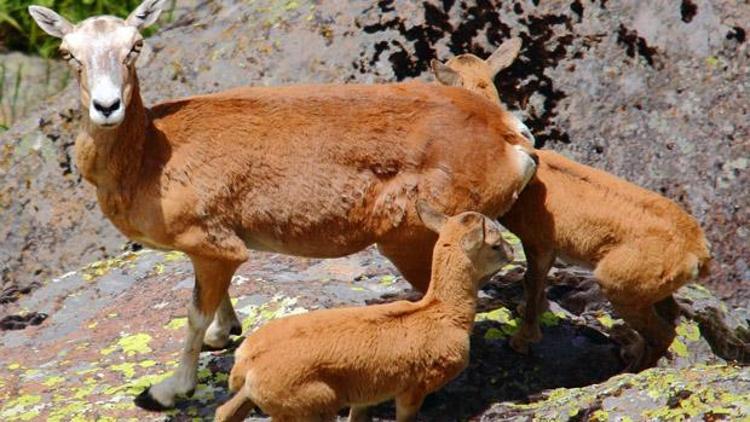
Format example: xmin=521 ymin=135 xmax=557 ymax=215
xmin=125 ymin=40 xmax=144 ymax=64
xmin=131 ymin=40 xmax=143 ymax=54
xmin=60 ymin=49 xmax=81 ymax=67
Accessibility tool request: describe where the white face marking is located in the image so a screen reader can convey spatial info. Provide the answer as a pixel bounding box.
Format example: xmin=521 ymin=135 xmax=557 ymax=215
xmin=62 ymin=18 xmax=140 ymax=128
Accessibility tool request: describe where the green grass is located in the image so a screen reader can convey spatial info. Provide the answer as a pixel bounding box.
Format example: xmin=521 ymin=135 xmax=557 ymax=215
xmin=0 ymin=0 xmax=176 ymax=57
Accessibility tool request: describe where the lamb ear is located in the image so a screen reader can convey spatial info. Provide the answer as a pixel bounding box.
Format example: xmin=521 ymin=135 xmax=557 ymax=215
xmin=126 ymin=0 xmax=167 ymax=30
xmin=431 ymin=59 xmax=460 ymax=86
xmin=416 ymin=200 xmax=448 ymax=233
xmin=28 ymin=6 xmax=74 ymax=38
xmin=486 ymin=37 xmax=522 ymax=76
xmin=460 ymin=214 xmax=486 ymax=252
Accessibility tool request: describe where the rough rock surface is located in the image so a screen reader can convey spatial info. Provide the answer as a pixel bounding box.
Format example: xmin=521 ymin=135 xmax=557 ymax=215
xmin=0 ymin=0 xmax=748 ymax=312
xmin=0 ymin=238 xmax=748 ymax=421
xmin=0 ymin=53 xmax=70 ymax=129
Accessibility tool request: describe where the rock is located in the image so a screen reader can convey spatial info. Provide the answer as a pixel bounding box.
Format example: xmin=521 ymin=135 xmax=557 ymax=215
xmin=0 ymin=52 xmax=71 ymax=129
xmin=675 ymin=284 xmax=750 ymax=363
xmin=0 ymin=241 xmax=747 ymax=421
xmin=0 ymin=0 xmax=748 ymax=313
xmin=483 ymin=364 xmax=750 ymax=421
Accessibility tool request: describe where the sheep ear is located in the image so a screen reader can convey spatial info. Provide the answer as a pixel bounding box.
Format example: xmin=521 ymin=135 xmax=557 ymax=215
xmin=486 ymin=37 xmax=522 ymax=76
xmin=460 ymin=214 xmax=486 ymax=252
xmin=28 ymin=6 xmax=74 ymax=38
xmin=431 ymin=59 xmax=460 ymax=86
xmin=126 ymin=0 xmax=166 ymax=30
xmin=416 ymin=200 xmax=448 ymax=233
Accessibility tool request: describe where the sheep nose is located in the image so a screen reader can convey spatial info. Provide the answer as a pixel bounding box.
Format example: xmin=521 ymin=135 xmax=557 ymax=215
xmin=93 ymin=98 xmax=121 ymax=117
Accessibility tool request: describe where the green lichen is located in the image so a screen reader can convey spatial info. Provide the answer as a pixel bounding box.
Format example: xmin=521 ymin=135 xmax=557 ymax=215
xmin=675 ymin=320 xmax=701 ymax=342
xmin=239 ymin=295 xmax=308 ymax=332
xmin=0 ymin=394 xmax=42 ymax=420
xmin=165 ymin=317 xmax=187 ymax=330
xmin=162 ymin=251 xmax=187 ymax=262
xmin=104 ymin=371 xmax=174 ymax=396
xmin=475 ymin=306 xmax=520 ymax=335
xmin=484 ymin=327 xmax=505 ymax=340
xmin=590 ymin=409 xmax=609 ymax=421
xmin=101 ymin=333 xmax=153 ymax=356
xmin=47 ymin=400 xmax=90 ymax=422
xmin=670 ymin=338 xmax=689 ymax=358
xmin=539 ymin=311 xmax=566 ymax=327
xmin=476 ymin=307 xmax=513 ymax=323
xmin=42 ymin=375 xmax=64 ymax=387
xmin=80 ymin=252 xmax=139 ymax=281
xmin=379 ymin=275 xmax=396 ymax=285
xmin=596 ymin=313 xmax=618 ymax=329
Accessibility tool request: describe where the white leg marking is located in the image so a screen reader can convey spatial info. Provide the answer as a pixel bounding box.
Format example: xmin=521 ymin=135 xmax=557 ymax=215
xmin=149 ymin=304 xmax=213 ymax=407
xmin=205 ymin=294 xmax=241 ymax=348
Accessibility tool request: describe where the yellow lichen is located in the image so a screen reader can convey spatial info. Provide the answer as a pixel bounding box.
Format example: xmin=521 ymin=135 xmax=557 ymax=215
xmin=80 ymin=252 xmax=139 ymax=281
xmin=164 ymin=317 xmax=187 ymax=330
xmin=239 ymin=295 xmax=308 ymax=332
xmin=42 ymin=376 xmax=64 ymax=387
xmin=101 ymin=333 xmax=152 ymax=356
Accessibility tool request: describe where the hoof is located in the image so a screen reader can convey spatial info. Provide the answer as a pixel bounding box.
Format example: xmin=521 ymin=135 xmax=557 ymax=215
xmin=134 ymin=386 xmax=171 ymax=411
xmin=230 ymin=325 xmax=242 ymax=336
xmin=509 ymin=335 xmax=530 ymax=355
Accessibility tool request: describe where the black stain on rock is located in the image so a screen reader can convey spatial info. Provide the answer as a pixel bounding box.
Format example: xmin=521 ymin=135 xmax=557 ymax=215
xmin=617 ymin=24 xmax=657 ymax=67
xmin=361 ymin=1 xmax=582 ymax=147
xmin=680 ymin=0 xmax=698 ymax=23
xmin=570 ymin=0 xmax=584 ymax=22
xmin=727 ymin=26 xmax=746 ymax=44
xmin=0 ymin=312 xmax=48 ymax=330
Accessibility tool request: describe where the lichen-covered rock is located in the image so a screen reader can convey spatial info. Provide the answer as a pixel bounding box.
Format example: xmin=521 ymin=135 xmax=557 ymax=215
xmin=0 ymin=0 xmax=747 ymax=313
xmin=483 ymin=364 xmax=750 ymax=421
xmin=1 ymin=241 xmax=747 ymax=421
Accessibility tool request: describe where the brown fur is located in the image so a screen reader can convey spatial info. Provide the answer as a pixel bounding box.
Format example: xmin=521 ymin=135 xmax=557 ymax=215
xmin=29 ymin=3 xmax=538 ymax=408
xmin=79 ymin=81 xmax=533 ymax=291
xmin=433 ymin=43 xmax=712 ymax=370
xmin=215 ymin=207 xmax=514 ymax=422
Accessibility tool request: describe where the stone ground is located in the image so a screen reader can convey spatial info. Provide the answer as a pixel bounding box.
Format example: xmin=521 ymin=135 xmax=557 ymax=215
xmin=0 ymin=0 xmax=748 ymax=311
xmin=0 ymin=239 xmax=748 ymax=421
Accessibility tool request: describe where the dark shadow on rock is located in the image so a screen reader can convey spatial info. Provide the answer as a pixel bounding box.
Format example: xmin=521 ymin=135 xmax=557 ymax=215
xmin=362 ymin=317 xmax=622 ymax=421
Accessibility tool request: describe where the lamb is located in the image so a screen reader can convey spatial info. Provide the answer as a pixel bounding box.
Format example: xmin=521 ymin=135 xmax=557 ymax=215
xmin=215 ymin=202 xmax=514 ymax=421
xmin=432 ymin=41 xmax=712 ymax=370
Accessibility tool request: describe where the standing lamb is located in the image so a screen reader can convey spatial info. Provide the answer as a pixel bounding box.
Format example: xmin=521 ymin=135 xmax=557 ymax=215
xmin=432 ymin=40 xmax=711 ymax=370
xmin=28 ymin=0 xmax=537 ymax=409
xmin=215 ymin=202 xmax=514 ymax=422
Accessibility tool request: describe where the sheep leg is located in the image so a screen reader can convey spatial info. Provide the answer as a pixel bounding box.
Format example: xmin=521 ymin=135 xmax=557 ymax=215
xmin=510 ymin=245 xmax=554 ymax=354
xmin=611 ymin=301 xmax=676 ymax=372
xmin=377 ymin=232 xmax=437 ymax=293
xmin=348 ymin=405 xmax=372 ymax=422
xmin=395 ymin=391 xmax=425 ymax=422
xmin=215 ymin=390 xmax=256 ymax=422
xmin=135 ymin=256 xmax=240 ymax=409
xmin=204 ymin=293 xmax=242 ymax=350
